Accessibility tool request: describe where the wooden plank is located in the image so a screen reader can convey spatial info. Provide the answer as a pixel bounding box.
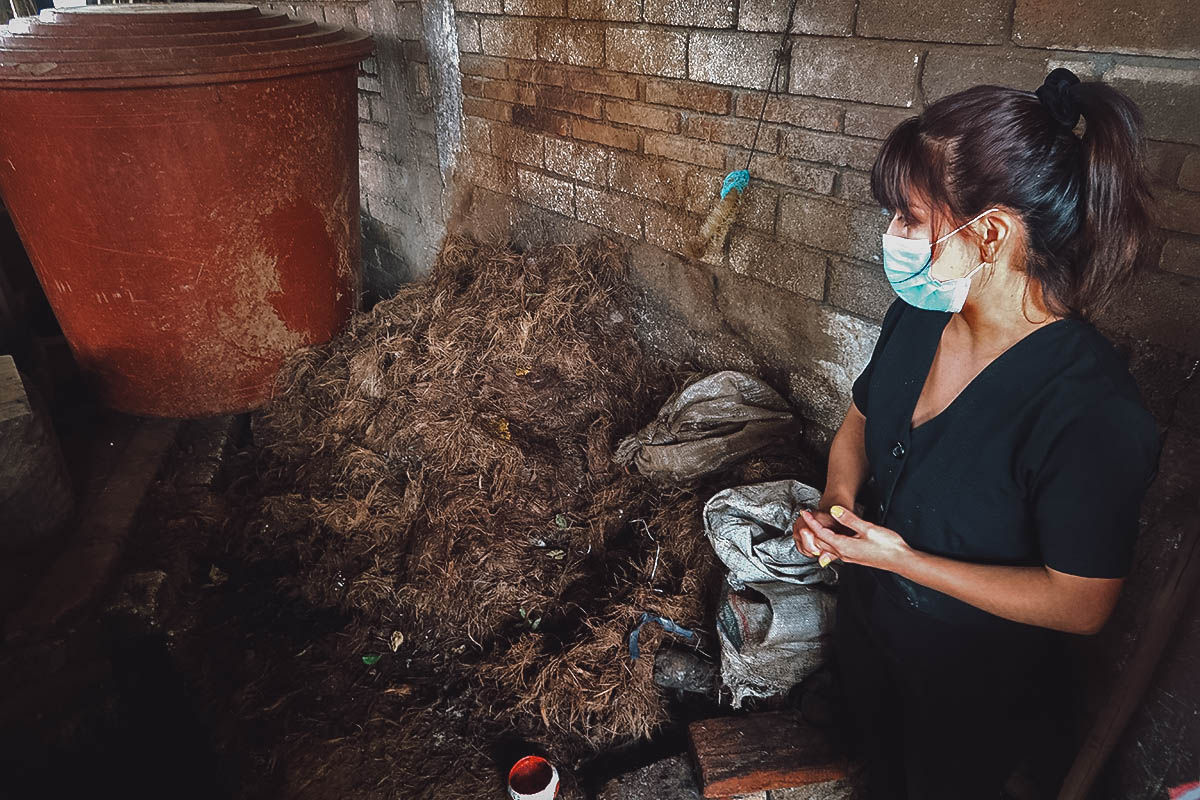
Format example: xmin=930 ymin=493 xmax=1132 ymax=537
xmin=689 ymin=712 xmax=848 ymax=798
xmin=0 ymin=355 xmax=73 ymax=549
xmin=5 ymin=416 xmax=180 ymax=640
xmin=1057 ymin=511 xmax=1200 ymax=800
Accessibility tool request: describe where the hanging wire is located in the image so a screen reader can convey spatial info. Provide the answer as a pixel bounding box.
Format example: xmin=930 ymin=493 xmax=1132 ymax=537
xmin=745 ymin=0 xmax=802 ymax=173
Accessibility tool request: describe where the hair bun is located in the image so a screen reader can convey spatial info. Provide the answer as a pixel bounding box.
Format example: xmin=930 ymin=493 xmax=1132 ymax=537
xmin=1036 ymin=67 xmax=1083 ymax=129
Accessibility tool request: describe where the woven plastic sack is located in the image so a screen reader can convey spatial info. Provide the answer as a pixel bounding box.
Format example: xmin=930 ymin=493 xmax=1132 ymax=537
xmin=704 ymin=480 xmax=838 ymax=707
xmin=613 ymin=371 xmax=798 ymax=484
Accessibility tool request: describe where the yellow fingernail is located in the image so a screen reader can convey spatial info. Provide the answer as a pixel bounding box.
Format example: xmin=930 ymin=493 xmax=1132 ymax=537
xmin=830 ymin=505 xmax=845 ymax=519
xmin=819 ymin=554 xmax=832 ymax=568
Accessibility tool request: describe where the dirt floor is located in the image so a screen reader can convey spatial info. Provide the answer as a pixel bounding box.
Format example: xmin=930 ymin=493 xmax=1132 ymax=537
xmin=1 ymin=237 xmax=823 ymax=799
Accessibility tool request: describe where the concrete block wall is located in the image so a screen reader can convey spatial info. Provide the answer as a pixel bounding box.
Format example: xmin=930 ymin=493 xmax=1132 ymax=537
xmin=443 ymin=0 xmax=1200 ymax=444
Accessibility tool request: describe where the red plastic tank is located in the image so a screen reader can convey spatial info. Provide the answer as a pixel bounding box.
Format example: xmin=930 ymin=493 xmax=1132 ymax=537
xmin=0 ymin=3 xmax=374 ymax=416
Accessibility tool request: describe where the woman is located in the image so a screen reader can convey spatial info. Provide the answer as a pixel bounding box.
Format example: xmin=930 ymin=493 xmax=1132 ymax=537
xmin=791 ymin=68 xmax=1163 ymax=799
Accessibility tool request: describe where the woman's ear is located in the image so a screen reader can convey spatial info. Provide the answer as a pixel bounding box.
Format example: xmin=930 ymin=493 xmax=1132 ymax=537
xmin=977 ymin=209 xmax=1018 ymax=263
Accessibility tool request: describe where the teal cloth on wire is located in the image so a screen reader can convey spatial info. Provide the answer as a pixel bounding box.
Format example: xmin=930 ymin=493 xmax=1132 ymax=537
xmin=721 ymin=170 xmax=750 ymax=199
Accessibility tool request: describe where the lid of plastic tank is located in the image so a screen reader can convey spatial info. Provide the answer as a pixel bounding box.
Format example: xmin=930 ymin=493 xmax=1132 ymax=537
xmin=0 ymin=3 xmax=374 ymax=87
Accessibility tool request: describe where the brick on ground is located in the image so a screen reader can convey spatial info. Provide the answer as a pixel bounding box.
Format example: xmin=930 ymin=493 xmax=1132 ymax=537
xmin=688 ymin=712 xmax=848 ymax=798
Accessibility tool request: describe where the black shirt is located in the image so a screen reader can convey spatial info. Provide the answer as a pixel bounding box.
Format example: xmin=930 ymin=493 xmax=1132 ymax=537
xmin=850 ymin=297 xmax=1162 ymax=625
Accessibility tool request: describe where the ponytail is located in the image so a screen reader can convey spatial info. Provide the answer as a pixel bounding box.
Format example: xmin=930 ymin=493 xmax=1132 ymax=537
xmin=1071 ymin=80 xmax=1157 ymax=318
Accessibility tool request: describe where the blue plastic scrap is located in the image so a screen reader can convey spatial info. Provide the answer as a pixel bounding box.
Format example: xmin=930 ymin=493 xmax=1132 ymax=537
xmin=721 ymin=169 xmax=750 ymax=199
xmin=628 ymin=612 xmax=698 ymax=660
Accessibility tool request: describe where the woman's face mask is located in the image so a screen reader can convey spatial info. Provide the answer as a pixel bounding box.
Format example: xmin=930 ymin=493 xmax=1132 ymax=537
xmin=881 ymin=207 xmax=998 ymax=313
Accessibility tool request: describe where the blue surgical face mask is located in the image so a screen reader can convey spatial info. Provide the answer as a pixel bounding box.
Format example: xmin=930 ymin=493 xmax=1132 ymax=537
xmin=881 ymin=207 xmax=998 ymax=313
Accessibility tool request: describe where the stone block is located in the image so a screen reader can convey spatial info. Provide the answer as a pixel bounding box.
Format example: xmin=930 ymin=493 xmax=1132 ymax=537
xmin=1158 ymin=188 xmax=1200 ymax=235
xmin=690 ymin=31 xmax=780 ymax=90
xmin=456 ymin=0 xmax=501 ymax=12
xmin=779 ymin=194 xmax=853 ymax=253
xmin=653 ymin=646 xmax=718 ymax=695
xmin=491 ymin=124 xmax=546 ymax=167
xmin=0 ymin=355 xmax=73 ymax=550
xmin=606 ymin=26 xmax=687 ymax=78
xmin=738 ymin=0 xmax=854 ymax=35
xmin=538 ymin=21 xmax=605 ymax=67
xmin=921 ymin=46 xmax=1050 ymax=102
xmin=539 ymin=85 xmax=605 ymax=118
xmin=842 ymin=104 xmax=915 ymax=140
xmin=784 ymin=130 xmax=879 ymax=171
xmin=684 ymin=115 xmax=773 ymax=150
xmin=517 ymin=167 xmax=575 ymax=216
xmin=574 ymin=117 xmax=640 ymax=150
xmin=856 ymin=0 xmax=1008 ymax=44
xmin=1159 ymin=235 xmax=1200 ymax=280
xmin=1104 ymin=63 xmax=1200 ymax=147
xmin=1092 ymin=268 xmax=1200 ymax=357
xmin=1013 ymin=0 xmax=1200 ymax=59
xmin=575 ymin=186 xmax=644 ymax=238
xmin=456 ymin=15 xmax=480 ymax=53
xmin=828 ymin=258 xmax=893 ymax=322
xmin=769 ymin=778 xmax=857 ymax=799
xmin=610 ymin=150 xmax=693 ymax=206
xmin=734 ymin=154 xmax=837 ymax=195
xmin=645 ymin=132 xmax=726 ymax=169
xmin=568 ymin=0 xmax=640 ymax=21
xmin=479 ymin=17 xmax=538 ymax=58
xmin=608 ymin=100 xmax=682 ymax=132
xmin=463 ymin=95 xmax=514 ymax=122
xmin=734 ymin=93 xmax=843 ymax=133
xmin=646 ymin=79 xmax=732 ymax=114
xmin=644 ymin=0 xmax=732 ymax=28
xmin=789 ymin=37 xmax=920 ymax=107
xmin=545 ymin=137 xmax=610 ymax=185
xmin=596 ymin=754 xmax=702 ymax=800
xmin=728 ymin=228 xmax=827 ymax=299
xmin=1178 ymin=152 xmax=1200 ymax=192
xmin=504 ymin=0 xmax=563 ymax=15
xmin=460 ymin=53 xmax=507 ymax=79
xmin=512 ymin=105 xmax=572 ymax=136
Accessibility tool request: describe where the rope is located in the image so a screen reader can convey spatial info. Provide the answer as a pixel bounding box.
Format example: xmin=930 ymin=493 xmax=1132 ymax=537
xmin=744 ymin=0 xmax=802 ymax=174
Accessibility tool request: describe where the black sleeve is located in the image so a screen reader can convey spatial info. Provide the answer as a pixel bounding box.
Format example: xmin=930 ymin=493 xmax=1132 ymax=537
xmin=1031 ymin=397 xmax=1162 ymax=579
xmin=851 ymin=296 xmax=906 ymax=416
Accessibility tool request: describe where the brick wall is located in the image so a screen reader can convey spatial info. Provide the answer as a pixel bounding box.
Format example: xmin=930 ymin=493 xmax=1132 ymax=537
xmin=442 ymin=0 xmax=1200 ymax=443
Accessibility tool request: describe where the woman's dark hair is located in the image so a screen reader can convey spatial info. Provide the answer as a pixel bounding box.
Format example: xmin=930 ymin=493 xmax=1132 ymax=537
xmin=870 ymin=72 xmax=1156 ymax=320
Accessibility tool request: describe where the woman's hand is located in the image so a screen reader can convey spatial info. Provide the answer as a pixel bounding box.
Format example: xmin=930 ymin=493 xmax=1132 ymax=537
xmin=797 ymin=505 xmax=913 ymax=573
xmin=792 ymin=508 xmax=841 ymax=563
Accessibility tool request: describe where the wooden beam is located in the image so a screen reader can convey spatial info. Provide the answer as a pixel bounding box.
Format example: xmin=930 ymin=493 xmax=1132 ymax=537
xmin=1057 ymin=512 xmax=1200 ymax=800
xmin=689 ymin=711 xmax=848 ymax=798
